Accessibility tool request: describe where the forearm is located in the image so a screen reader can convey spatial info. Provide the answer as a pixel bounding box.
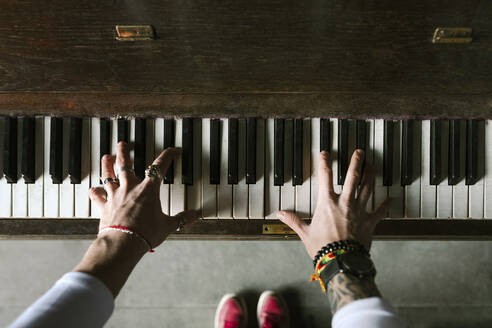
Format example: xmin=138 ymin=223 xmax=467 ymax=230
xmin=327 ymin=273 xmax=381 ymax=314
xmin=73 ymin=233 xmax=146 ymax=297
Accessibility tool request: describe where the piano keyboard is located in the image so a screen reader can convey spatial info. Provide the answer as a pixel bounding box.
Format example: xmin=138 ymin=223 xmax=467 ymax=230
xmin=1 ymin=117 xmax=491 ymax=221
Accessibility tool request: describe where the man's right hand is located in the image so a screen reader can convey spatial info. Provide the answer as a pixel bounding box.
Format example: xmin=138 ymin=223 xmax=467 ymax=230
xmin=277 ymin=150 xmax=391 ymax=259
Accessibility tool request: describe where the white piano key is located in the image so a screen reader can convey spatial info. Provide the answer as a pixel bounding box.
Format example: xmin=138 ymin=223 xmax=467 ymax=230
xmin=28 ymin=116 xmax=44 ymax=217
xmin=468 ymin=120 xmax=485 ymax=219
xmin=202 ymin=119 xmax=217 ymax=218
xmin=388 ymin=121 xmax=404 ymax=218
xmin=280 ymin=119 xmax=295 ymax=212
xmin=0 ymin=118 xmax=12 ymax=217
xmin=146 ymin=118 xmax=155 ymax=169
xmin=233 ymin=119 xmax=248 ymax=219
xmin=405 ymin=120 xmax=421 ymax=218
xmin=43 ymin=117 xmax=59 ymax=217
xmin=452 ymin=120 xmax=468 ymax=219
xmin=13 ymin=118 xmax=27 ymax=217
xmin=170 ymin=119 xmax=185 ymax=216
xmin=155 ymin=118 xmax=170 ymax=215
xmin=373 ymin=119 xmax=387 ymax=215
xmin=90 ymin=118 xmax=101 ymax=218
xmin=310 ymin=118 xmax=320 ymax=216
xmin=60 ymin=118 xmax=74 ymax=217
xmin=437 ymin=121 xmax=452 ymax=219
xmin=111 ymin=118 xmax=118 ymax=155
xmin=421 ymin=120 xmax=437 ymax=218
xmin=295 ymin=119 xmax=311 ymax=218
xmin=186 ymin=119 xmax=202 ymax=212
xmin=75 ymin=118 xmax=90 ymax=217
xmin=218 ymin=119 xmax=233 ymax=218
xmin=265 ymin=119 xmax=280 ymax=219
xmin=485 ymin=120 xmax=492 ymax=219
xmin=248 ymin=118 xmax=265 ymax=219
xmin=365 ymin=120 xmax=375 ymax=212
xmin=332 ymin=119 xmax=342 ymax=194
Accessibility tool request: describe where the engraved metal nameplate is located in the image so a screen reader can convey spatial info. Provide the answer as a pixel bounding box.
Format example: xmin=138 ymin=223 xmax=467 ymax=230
xmin=432 ymin=27 xmax=472 ymax=43
xmin=115 ymin=25 xmax=155 ymax=41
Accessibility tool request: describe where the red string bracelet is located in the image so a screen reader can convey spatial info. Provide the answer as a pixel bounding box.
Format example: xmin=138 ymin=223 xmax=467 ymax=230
xmin=98 ymin=225 xmax=155 ymax=253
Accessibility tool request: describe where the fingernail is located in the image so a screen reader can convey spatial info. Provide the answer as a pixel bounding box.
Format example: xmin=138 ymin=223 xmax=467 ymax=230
xmin=357 ymin=149 xmax=365 ymax=158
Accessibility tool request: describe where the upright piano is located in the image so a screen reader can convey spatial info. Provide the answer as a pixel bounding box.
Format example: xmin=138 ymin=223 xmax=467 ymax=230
xmin=1 ymin=0 xmax=492 ymax=239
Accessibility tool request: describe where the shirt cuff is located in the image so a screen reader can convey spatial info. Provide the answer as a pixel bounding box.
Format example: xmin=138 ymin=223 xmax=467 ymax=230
xmin=332 ymin=297 xmax=405 ymax=328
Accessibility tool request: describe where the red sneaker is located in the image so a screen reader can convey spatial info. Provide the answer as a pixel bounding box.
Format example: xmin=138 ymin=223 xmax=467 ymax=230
xmin=257 ymin=291 xmax=290 ymax=328
xmin=214 ymin=293 xmax=248 ymax=328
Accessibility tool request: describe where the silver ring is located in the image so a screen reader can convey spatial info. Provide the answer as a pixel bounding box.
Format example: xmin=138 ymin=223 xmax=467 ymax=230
xmin=145 ymin=165 xmax=164 ymax=181
xmin=116 ymin=166 xmax=135 ymax=179
xmin=102 ymin=177 xmax=120 ymax=185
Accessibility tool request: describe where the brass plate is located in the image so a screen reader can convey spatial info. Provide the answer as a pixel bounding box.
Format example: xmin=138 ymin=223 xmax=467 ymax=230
xmin=115 ymin=25 xmax=155 ymax=41
xmin=432 ymin=27 xmax=472 ymax=43
xmin=262 ymin=224 xmax=297 ymax=235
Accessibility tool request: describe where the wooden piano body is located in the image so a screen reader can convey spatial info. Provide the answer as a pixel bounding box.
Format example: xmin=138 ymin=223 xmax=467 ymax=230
xmin=1 ymin=0 xmax=492 ymax=240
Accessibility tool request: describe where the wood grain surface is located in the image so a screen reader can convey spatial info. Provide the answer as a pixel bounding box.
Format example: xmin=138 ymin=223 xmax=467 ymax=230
xmin=0 ymin=0 xmax=492 ymax=117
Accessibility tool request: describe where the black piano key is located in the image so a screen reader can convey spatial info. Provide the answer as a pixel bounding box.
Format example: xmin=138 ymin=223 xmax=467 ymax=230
xmin=448 ymin=120 xmax=461 ymax=185
xmin=274 ymin=119 xmax=285 ymax=186
xmin=49 ymin=117 xmax=63 ymax=184
xmin=466 ymin=120 xmax=479 ymax=185
xmin=356 ymin=120 xmax=367 ymax=174
xmin=68 ymin=118 xmax=82 ymax=184
xmin=355 ymin=120 xmax=367 ymax=152
xmin=182 ymin=118 xmax=194 ymax=185
xmin=430 ymin=120 xmax=442 ymax=185
xmin=320 ymin=118 xmax=331 ymax=153
xmin=210 ymin=119 xmax=221 ymax=185
xmin=401 ymin=120 xmax=414 ymax=186
xmin=117 ymin=118 xmax=129 ymax=143
xmin=383 ymin=120 xmax=394 ymax=186
xmin=99 ymin=118 xmax=111 ymax=179
xmin=293 ymin=119 xmax=303 ymax=186
xmin=246 ymin=118 xmax=257 ymax=184
xmin=21 ymin=117 xmax=35 ymax=184
xmin=228 ymin=118 xmax=239 ymax=185
xmin=163 ymin=119 xmax=174 ymax=184
xmin=3 ymin=117 xmax=18 ymax=183
xmin=337 ymin=119 xmax=349 ymax=185
xmin=134 ymin=118 xmax=146 ymax=180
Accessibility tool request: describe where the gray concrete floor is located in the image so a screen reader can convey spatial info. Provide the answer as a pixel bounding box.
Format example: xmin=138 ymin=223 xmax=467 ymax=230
xmin=1 ymin=239 xmax=492 ymax=328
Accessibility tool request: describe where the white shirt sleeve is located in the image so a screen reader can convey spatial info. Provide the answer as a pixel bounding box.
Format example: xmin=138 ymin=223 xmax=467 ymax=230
xmin=332 ymin=297 xmax=406 ymax=328
xmin=9 ymin=271 xmax=114 ymax=328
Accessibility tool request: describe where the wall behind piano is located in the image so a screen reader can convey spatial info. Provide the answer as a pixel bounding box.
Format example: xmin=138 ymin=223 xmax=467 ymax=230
xmin=0 ymin=239 xmax=491 ymax=327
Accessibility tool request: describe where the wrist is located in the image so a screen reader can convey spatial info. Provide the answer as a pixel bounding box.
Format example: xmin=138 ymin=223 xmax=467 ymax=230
xmin=327 ymin=272 xmax=381 ymax=313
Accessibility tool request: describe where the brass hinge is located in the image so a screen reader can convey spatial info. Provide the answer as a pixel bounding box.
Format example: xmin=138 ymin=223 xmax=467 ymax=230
xmin=432 ymin=27 xmax=472 ymax=44
xmin=115 ymin=25 xmax=155 ymax=41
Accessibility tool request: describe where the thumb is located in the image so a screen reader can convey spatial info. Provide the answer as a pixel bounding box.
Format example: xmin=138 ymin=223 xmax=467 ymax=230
xmin=165 ymin=210 xmax=201 ymax=232
xmin=277 ymin=210 xmax=308 ymax=237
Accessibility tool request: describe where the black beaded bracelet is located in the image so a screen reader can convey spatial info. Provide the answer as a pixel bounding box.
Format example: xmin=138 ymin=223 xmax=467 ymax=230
xmin=312 ymin=239 xmax=369 ymax=269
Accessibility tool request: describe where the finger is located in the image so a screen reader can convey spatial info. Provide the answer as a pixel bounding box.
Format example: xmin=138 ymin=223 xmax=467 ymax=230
xmin=357 ymin=164 xmax=375 ymax=209
xmin=317 ymin=151 xmax=335 ymax=198
xmin=277 ymin=210 xmax=308 ymax=237
xmin=101 ymin=154 xmax=118 ymax=197
xmin=165 ymin=209 xmax=201 ymax=231
xmin=89 ymin=187 xmax=107 ymax=208
xmin=370 ymin=197 xmax=392 ymax=223
xmin=116 ymin=141 xmax=136 ymax=189
xmin=143 ymin=147 xmax=180 ymax=188
xmin=340 ymin=149 xmax=365 ymax=204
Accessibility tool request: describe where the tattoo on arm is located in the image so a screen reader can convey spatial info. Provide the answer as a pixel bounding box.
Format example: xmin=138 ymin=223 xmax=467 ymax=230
xmin=327 ymin=273 xmax=381 ymax=314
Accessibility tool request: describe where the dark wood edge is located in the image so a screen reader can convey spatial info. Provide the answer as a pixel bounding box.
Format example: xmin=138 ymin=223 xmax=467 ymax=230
xmin=1 ymin=92 xmax=491 ymax=119
xmin=1 ymin=218 xmax=492 ymax=240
